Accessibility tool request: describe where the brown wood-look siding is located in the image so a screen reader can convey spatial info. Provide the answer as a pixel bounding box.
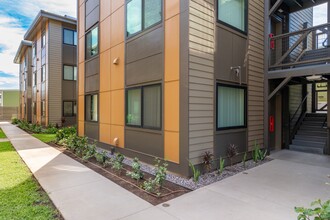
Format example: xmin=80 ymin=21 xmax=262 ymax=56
xmin=48 ymin=21 xmax=63 ymax=125
xmin=188 ymin=0 xmax=215 ymax=164
xmin=247 ymin=0 xmax=265 ymax=149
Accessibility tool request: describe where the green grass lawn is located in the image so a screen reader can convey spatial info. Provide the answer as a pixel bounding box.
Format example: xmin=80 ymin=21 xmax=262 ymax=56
xmin=0 ymin=141 xmax=60 ymax=219
xmin=32 ymin=134 xmax=56 ymax=143
xmin=0 ymin=128 xmax=6 ymax=138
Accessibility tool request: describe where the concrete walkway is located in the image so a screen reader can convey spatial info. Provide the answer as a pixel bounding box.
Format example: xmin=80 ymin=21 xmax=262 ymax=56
xmin=1 ymin=122 xmax=330 ymax=220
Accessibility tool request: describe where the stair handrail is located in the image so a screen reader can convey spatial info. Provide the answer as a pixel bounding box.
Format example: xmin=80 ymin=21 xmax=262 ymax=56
xmin=290 ymin=93 xmax=309 ymax=123
xmin=322 ymin=36 xmax=329 ymax=48
xmin=322 ymin=115 xmax=327 ymax=128
xmin=289 ymin=93 xmax=309 ymax=143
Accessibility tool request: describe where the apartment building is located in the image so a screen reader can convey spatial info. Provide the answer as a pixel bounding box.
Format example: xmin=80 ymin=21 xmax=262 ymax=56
xmin=14 ymin=10 xmax=77 ymax=126
xmin=77 ymin=0 xmax=266 ymax=176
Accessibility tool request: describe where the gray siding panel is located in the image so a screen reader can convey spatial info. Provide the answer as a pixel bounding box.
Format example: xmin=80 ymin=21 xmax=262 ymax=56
xmin=188 ymin=0 xmax=215 ymax=165
xmin=48 ymin=21 xmax=63 ymax=125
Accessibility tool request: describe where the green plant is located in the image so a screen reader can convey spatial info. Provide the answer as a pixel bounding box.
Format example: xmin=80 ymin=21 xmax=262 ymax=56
xmin=55 ymin=126 xmax=77 ymax=143
xmin=295 ymin=199 xmax=330 ymax=220
xmin=242 ymin=152 xmax=247 ymax=168
xmin=11 ymin=118 xmax=20 ymax=125
xmin=227 ymin=144 xmax=239 ymax=166
xmin=95 ymin=150 xmax=109 ymax=167
xmin=142 ymin=178 xmax=157 ymax=193
xmin=111 ymin=153 xmax=125 ymax=172
xmin=202 ymin=151 xmax=214 ymax=173
xmin=126 ymin=157 xmax=144 ymax=181
xmin=252 ymin=141 xmax=267 ymax=163
xmin=82 ymin=143 xmax=97 ymax=161
xmin=154 ymin=158 xmax=168 ymax=189
xmin=219 ymin=157 xmax=225 ymax=175
xmin=188 ymin=160 xmax=201 ymax=183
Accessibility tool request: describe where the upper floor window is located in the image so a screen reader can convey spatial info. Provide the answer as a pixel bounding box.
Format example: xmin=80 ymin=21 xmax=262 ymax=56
xmin=33 ymin=71 xmax=37 ymax=86
xmin=41 ymin=101 xmax=46 ymax=117
xmin=32 ymin=42 xmax=37 ymax=58
xmin=41 ymin=65 xmax=46 ymax=82
xmin=63 ymin=101 xmax=77 ymax=117
xmin=85 ymin=26 xmax=99 ymax=60
xmin=41 ymin=31 xmax=46 ymax=48
xmin=63 ymin=65 xmax=77 ymax=81
xmin=63 ymin=29 xmax=77 ymax=46
xmin=126 ymin=0 xmax=162 ymax=37
xmin=217 ymin=0 xmax=247 ymax=33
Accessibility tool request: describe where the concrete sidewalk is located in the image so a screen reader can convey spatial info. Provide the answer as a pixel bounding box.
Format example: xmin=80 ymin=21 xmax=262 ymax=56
xmin=2 ymin=122 xmax=330 ymax=220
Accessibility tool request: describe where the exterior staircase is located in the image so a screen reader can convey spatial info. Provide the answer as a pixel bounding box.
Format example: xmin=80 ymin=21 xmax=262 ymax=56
xmin=299 ymin=47 xmax=330 ymax=65
xmin=290 ymin=113 xmax=327 ymax=154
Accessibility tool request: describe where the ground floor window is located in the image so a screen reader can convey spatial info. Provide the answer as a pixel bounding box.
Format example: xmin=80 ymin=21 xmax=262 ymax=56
xmin=126 ymin=84 xmax=161 ymax=129
xmin=85 ymin=94 xmax=98 ymax=122
xmin=63 ymin=101 xmax=77 ymax=117
xmin=32 ymin=102 xmax=36 ymax=115
xmin=217 ymin=84 xmax=246 ymax=130
xmin=41 ymin=101 xmax=46 ymax=117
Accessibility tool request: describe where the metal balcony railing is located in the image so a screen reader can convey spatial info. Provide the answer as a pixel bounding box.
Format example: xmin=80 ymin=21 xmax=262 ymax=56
xmin=269 ymin=23 xmax=330 ymax=70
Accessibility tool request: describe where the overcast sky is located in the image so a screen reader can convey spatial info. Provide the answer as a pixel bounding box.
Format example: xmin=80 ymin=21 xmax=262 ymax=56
xmin=0 ymin=0 xmax=76 ymax=89
xmin=0 ymin=1 xmax=328 ymax=89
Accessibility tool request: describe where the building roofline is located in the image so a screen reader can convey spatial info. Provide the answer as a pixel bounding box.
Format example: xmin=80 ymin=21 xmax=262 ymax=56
xmin=13 ymin=40 xmax=33 ymax=64
xmin=24 ymin=10 xmax=77 ymax=40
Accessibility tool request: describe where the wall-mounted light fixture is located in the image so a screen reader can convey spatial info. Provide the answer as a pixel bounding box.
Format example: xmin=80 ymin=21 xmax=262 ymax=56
xmin=113 ymin=137 xmax=119 ymax=147
xmin=113 ymin=57 xmax=119 ymax=65
xmin=231 ymin=66 xmax=242 ymax=85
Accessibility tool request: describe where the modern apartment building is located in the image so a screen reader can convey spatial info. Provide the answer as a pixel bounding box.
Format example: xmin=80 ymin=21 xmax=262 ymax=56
xmin=77 ymin=0 xmax=266 ymax=176
xmin=14 ymin=10 xmax=77 ymax=126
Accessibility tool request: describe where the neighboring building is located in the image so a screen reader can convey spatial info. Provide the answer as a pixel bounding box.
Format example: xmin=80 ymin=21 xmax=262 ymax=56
xmin=77 ymin=0 xmax=266 ymax=176
xmin=14 ymin=10 xmax=77 ymax=126
xmin=0 ymin=90 xmax=19 ymax=107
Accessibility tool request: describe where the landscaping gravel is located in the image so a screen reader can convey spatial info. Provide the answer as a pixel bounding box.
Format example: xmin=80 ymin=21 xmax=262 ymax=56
xmin=97 ymin=148 xmax=271 ymax=190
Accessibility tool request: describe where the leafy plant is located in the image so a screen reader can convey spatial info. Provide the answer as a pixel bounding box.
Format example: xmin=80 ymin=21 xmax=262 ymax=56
xmin=227 ymin=144 xmax=239 ymax=166
xmin=111 ymin=153 xmax=125 ymax=172
xmin=252 ymin=141 xmax=267 ymax=163
xmin=82 ymin=143 xmax=97 ymax=161
xmin=142 ymin=178 xmax=157 ymax=193
xmin=11 ymin=118 xmax=20 ymax=125
xmin=153 ymin=158 xmax=168 ymax=189
xmin=188 ymin=160 xmax=201 ymax=183
xmin=95 ymin=150 xmax=109 ymax=167
xmin=219 ymin=157 xmax=225 ymax=175
xmin=202 ymin=151 xmax=214 ymax=173
xmin=295 ymin=199 xmax=330 ymax=220
xmin=242 ymin=152 xmax=247 ymax=168
xmin=55 ymin=126 xmax=77 ymax=143
xmin=126 ymin=157 xmax=144 ymax=181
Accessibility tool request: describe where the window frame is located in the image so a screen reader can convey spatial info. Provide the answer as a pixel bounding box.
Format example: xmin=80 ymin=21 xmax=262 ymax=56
xmin=32 ymin=71 xmax=37 ymax=87
xmin=216 ymin=0 xmax=248 ymax=35
xmin=126 ymin=0 xmax=163 ymax=38
xmin=85 ymin=94 xmax=99 ymax=122
xmin=63 ymin=101 xmax=77 ymax=117
xmin=41 ymin=65 xmax=46 ymax=82
xmin=85 ymin=25 xmax=99 ymax=60
xmin=63 ymin=65 xmax=77 ymax=81
xmin=63 ymin=28 xmax=77 ymax=46
xmin=41 ymin=100 xmax=46 ymax=117
xmin=125 ymin=83 xmax=162 ymax=130
xmin=216 ymin=83 xmax=247 ymax=131
xmin=41 ymin=31 xmax=46 ymax=48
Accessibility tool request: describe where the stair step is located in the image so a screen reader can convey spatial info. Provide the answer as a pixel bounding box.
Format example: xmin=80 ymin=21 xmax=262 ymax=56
xmin=303 ymin=121 xmax=326 ymax=126
xmin=304 ymin=117 xmax=326 ymax=121
xmin=305 ymin=113 xmax=327 ymax=117
xmin=289 ymin=145 xmax=324 ymax=154
xmin=294 ymin=135 xmax=327 ymax=142
xmin=297 ymin=130 xmax=327 ymax=137
xmin=300 ymin=126 xmax=327 ymax=132
xmin=292 ymin=139 xmax=325 ymax=148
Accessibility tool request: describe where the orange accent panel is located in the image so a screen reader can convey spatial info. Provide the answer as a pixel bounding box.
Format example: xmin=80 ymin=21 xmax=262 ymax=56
xmin=165 ymin=15 xmax=180 ymax=82
xmin=110 ymin=6 xmax=124 ymax=47
xmin=111 ymin=90 xmax=124 ymax=126
xmin=100 ymin=16 xmax=111 ymax=52
xmin=79 ymin=36 xmax=85 ymax=64
xmin=100 ymin=50 xmax=111 ymax=92
xmin=110 ymin=43 xmax=124 ymax=90
xmin=99 ymin=91 xmax=111 ymax=124
xmin=99 ymin=123 xmax=111 ymax=144
xmin=100 ymin=0 xmax=111 ymax=21
xmin=78 ymin=95 xmax=85 ymax=122
xmin=78 ymin=121 xmax=85 ymax=137
xmin=111 ymin=0 xmax=124 ymax=14
xmin=79 ymin=4 xmax=85 ymax=38
xmin=164 ymin=131 xmax=179 ymax=163
xmin=165 ymin=0 xmax=180 ymax=20
xmin=110 ymin=125 xmax=124 ymax=148
xmin=78 ymin=63 xmax=85 ymax=95
xmin=165 ymin=81 xmax=179 ymax=132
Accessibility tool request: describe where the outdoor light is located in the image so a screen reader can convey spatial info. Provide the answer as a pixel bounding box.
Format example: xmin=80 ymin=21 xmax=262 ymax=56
xmin=306 ymin=75 xmax=324 ymax=81
xmin=113 ymin=57 xmax=119 ymax=65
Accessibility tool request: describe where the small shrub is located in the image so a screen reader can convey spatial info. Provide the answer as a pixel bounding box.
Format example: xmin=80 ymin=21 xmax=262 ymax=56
xmin=95 ymin=150 xmax=109 ymax=167
xmin=111 ymin=153 xmax=125 ymax=172
xmin=295 ymin=199 xmax=330 ymax=220
xmin=242 ymin=152 xmax=247 ymax=168
xmin=142 ymin=178 xmax=157 ymax=193
xmin=227 ymin=144 xmax=239 ymax=167
xmin=252 ymin=141 xmax=267 ymax=163
xmin=188 ymin=160 xmax=201 ymax=183
xmin=219 ymin=157 xmax=225 ymax=175
xmin=43 ymin=124 xmax=58 ymax=134
xmin=126 ymin=157 xmax=144 ymax=181
xmin=55 ymin=126 xmax=77 ymax=143
xmin=202 ymin=151 xmax=214 ymax=173
xmin=11 ymin=118 xmax=20 ymax=125
xmin=82 ymin=143 xmax=97 ymax=161
xmin=153 ymin=158 xmax=168 ymax=189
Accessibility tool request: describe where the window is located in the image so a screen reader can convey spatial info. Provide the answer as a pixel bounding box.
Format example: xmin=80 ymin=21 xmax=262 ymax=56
xmin=217 ymin=0 xmax=247 ymax=32
xmin=126 ymin=84 xmax=161 ymax=129
xmin=41 ymin=65 xmax=46 ymax=82
xmin=41 ymin=101 xmax=46 ymax=117
xmin=85 ymin=26 xmax=99 ymax=59
xmin=217 ymin=84 xmax=246 ymax=129
xmin=63 ymin=65 xmax=77 ymax=80
xmin=32 ymin=41 xmax=37 ymax=58
xmin=33 ymin=71 xmax=37 ymax=86
xmin=126 ymin=0 xmax=162 ymax=37
xmin=63 ymin=29 xmax=77 ymax=46
xmin=33 ymin=102 xmax=36 ymax=115
xmin=85 ymin=94 xmax=98 ymax=122
xmin=41 ymin=31 xmax=46 ymax=48
xmin=63 ymin=101 xmax=77 ymax=117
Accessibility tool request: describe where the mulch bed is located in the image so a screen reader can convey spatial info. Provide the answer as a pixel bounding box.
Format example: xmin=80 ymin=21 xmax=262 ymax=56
xmin=49 ymin=143 xmax=191 ymax=205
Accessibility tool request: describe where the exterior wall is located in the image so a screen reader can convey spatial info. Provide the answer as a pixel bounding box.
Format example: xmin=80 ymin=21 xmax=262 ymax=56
xmin=78 ymin=0 xmax=85 ymax=137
